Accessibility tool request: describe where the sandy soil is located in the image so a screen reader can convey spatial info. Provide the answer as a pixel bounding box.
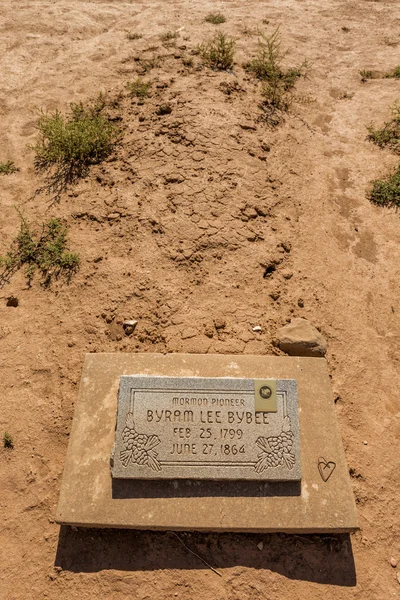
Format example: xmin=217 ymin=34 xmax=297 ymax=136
xmin=1 ymin=0 xmax=400 ymax=598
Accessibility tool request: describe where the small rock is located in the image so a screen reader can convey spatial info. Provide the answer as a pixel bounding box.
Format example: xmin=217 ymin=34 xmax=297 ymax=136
xmin=165 ymin=174 xmax=184 ymax=184
xmin=270 ymin=290 xmax=280 ymax=301
xmin=107 ymin=212 xmax=121 ymax=220
xmin=214 ymin=318 xmax=226 ymax=330
xmin=243 ymin=230 xmax=257 ymax=242
xmin=279 ymin=241 xmax=291 ymax=253
xmin=275 ymin=318 xmax=327 ymax=357
xmin=191 ymin=151 xmax=205 ymax=162
xmin=204 ymin=325 xmax=214 ymax=338
xmin=123 ymin=320 xmax=138 ymax=335
xmin=397 ymin=571 xmax=400 ymax=585
xmin=6 ymin=296 xmax=19 ymax=307
xmin=242 ymin=206 xmax=258 ymax=219
xmin=297 ymin=298 xmax=304 ymax=308
xmin=252 ymin=325 xmax=262 ymax=332
xmin=390 ymin=557 xmax=397 ymax=568
xmin=363 ymin=441 xmax=368 ymax=445
xmin=156 ymin=103 xmax=172 ymax=116
xmin=281 ymin=269 xmax=293 ymax=280
xmin=257 ymin=541 xmax=264 ymax=551
xmin=181 ymin=327 xmax=197 ymax=340
xmin=239 ymin=122 xmax=257 ymax=131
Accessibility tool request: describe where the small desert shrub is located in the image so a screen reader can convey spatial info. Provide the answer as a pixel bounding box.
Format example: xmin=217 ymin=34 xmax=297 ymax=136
xmin=126 ymin=32 xmax=143 ymax=40
xmin=369 ymin=166 xmax=400 ymax=208
xmin=31 ymin=94 xmax=119 ymax=199
xmin=126 ymin=78 xmax=152 ymax=98
xmin=204 ymin=12 xmax=226 ymax=25
xmin=0 ymin=160 xmax=19 ymax=175
xmin=3 ymin=432 xmax=13 ymax=449
xmin=244 ymin=27 xmax=307 ymax=125
xmin=199 ymin=32 xmax=235 ymax=70
xmin=367 ymin=104 xmax=400 ymax=154
xmin=359 ymin=69 xmax=378 ymax=81
xmin=383 ymin=36 xmax=399 ymax=47
xmin=139 ymin=55 xmax=161 ymax=73
xmin=160 ymin=30 xmax=179 ymax=43
xmin=160 ymin=30 xmax=178 ymax=41
xmin=0 ymin=214 xmax=80 ymax=288
xmin=385 ymin=65 xmax=400 ymax=79
xmin=182 ymin=56 xmax=194 ymax=67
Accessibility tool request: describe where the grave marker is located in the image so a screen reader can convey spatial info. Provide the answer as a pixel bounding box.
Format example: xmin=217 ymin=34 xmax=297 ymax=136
xmin=111 ymin=376 xmax=301 ymax=481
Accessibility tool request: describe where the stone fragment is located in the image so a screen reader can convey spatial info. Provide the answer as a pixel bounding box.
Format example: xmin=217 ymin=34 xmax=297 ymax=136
xmin=270 ymin=290 xmax=280 ymax=301
xmin=390 ymin=557 xmax=398 ymax=568
xmin=123 ymin=320 xmax=138 ymax=336
xmin=181 ymin=327 xmax=197 ymax=339
xmin=156 ymin=103 xmax=172 ymax=116
xmin=204 ymin=324 xmax=214 ymax=338
xmin=165 ymin=174 xmax=184 ymax=184
xmin=214 ymin=318 xmax=226 ymax=330
xmin=281 ymin=269 xmax=293 ymax=280
xmin=252 ymin=325 xmax=262 ymax=332
xmin=6 ymin=296 xmax=19 ymax=307
xmin=276 ymin=318 xmax=327 ymax=357
xmin=191 ymin=151 xmax=205 ymax=162
xmin=257 ymin=541 xmax=264 ymax=551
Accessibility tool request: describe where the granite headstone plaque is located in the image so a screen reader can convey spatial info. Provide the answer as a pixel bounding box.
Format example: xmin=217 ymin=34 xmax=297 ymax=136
xmin=111 ymin=376 xmax=301 ymax=481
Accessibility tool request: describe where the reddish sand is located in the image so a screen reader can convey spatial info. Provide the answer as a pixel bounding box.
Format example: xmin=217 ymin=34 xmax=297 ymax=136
xmin=1 ymin=1 xmax=400 ymax=598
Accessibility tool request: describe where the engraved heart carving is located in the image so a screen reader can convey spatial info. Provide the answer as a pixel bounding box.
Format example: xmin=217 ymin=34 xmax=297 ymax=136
xmin=318 ymin=457 xmax=336 ymax=482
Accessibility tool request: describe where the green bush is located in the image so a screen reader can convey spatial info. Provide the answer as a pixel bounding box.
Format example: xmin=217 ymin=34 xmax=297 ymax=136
xmin=126 ymin=32 xmax=142 ymax=40
xmin=31 ymin=95 xmax=119 ymax=199
xmin=160 ymin=30 xmax=179 ymax=42
xmin=367 ymin=104 xmax=400 ymax=154
xmin=3 ymin=432 xmax=13 ymax=449
xmin=244 ymin=27 xmax=307 ymax=124
xmin=359 ymin=69 xmax=378 ymax=81
xmin=0 ymin=160 xmax=19 ymax=175
xmin=204 ymin=13 xmax=226 ymax=25
xmin=126 ymin=78 xmax=152 ymax=98
xmin=369 ymin=166 xmax=400 ymax=208
xmin=0 ymin=214 xmax=80 ymax=288
xmin=385 ymin=65 xmax=400 ymax=79
xmin=199 ymin=32 xmax=235 ymax=70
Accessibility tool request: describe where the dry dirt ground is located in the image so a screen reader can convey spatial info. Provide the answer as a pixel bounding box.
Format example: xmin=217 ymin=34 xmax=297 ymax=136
xmin=1 ymin=0 xmax=400 ymax=598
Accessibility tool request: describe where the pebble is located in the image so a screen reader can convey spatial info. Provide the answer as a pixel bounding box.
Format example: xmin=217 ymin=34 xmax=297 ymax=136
xmin=275 ymin=318 xmax=327 ymax=357
xmin=253 ymin=325 xmax=262 ymax=332
xmin=390 ymin=557 xmax=397 ymax=568
xmin=214 ymin=318 xmax=226 ymax=330
xmin=363 ymin=441 xmax=368 ymax=445
xmin=123 ymin=320 xmax=138 ymax=335
xmin=191 ymin=151 xmax=205 ymax=162
xmin=6 ymin=296 xmax=19 ymax=307
xmin=257 ymin=541 xmax=264 ymax=551
xmin=181 ymin=327 xmax=197 ymax=340
xmin=282 ymin=270 xmax=293 ymax=280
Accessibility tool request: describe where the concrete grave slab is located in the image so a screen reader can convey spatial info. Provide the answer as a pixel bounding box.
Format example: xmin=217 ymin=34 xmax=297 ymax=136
xmin=56 ymin=353 xmax=359 ymax=533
